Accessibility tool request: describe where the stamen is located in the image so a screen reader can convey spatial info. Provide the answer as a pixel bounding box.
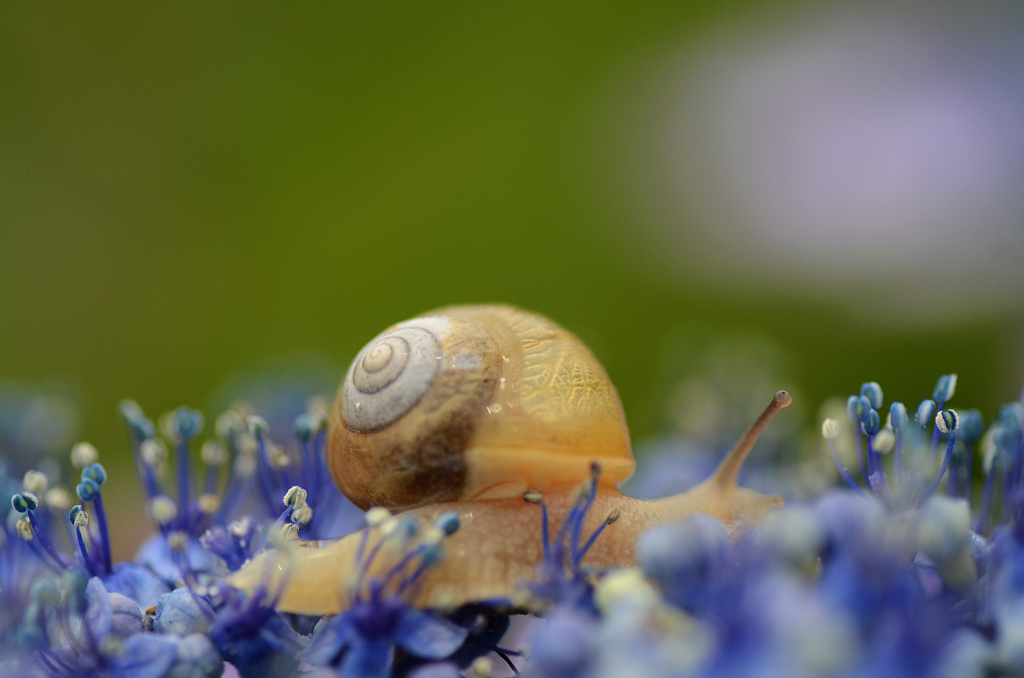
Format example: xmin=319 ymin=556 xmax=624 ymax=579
xmin=524 ymin=491 xmax=550 ymax=561
xmin=70 ymin=442 xmax=99 ymax=469
xmin=922 ymin=410 xmax=960 ymax=501
xmin=70 ymin=505 xmax=96 ymax=577
xmin=23 ymin=470 xmax=48 ymax=495
xmin=575 ymin=509 xmax=621 ymax=567
xmin=822 ymin=419 xmax=866 ymax=498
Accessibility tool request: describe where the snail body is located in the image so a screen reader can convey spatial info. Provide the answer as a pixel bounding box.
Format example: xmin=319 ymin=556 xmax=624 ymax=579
xmin=231 ymin=305 xmax=789 ymax=614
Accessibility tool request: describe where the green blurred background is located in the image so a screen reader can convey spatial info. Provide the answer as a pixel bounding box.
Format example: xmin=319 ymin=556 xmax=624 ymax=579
xmin=2 ymin=0 xmax=1022 ymax=519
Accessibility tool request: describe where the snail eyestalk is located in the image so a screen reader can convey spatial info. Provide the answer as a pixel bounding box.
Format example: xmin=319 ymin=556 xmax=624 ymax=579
xmin=713 ymin=390 xmax=792 ymax=490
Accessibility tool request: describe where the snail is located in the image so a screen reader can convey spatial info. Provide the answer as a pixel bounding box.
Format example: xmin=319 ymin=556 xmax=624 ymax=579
xmin=231 ymin=305 xmax=790 ymax=615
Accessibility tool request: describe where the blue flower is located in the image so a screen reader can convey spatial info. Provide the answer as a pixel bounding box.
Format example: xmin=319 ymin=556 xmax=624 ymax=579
xmin=13 ymin=569 xmax=168 ymax=678
xmin=637 ymin=514 xmax=730 ymax=617
xmin=823 ymin=376 xmax=974 ymax=511
xmin=304 ymin=511 xmax=469 ymax=678
xmin=207 ymin=582 xmax=307 ymax=678
xmin=121 ymin=398 xmax=363 ymax=586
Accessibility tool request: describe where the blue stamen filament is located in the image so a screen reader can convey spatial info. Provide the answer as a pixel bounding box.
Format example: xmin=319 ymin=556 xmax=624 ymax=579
xmin=571 ymin=468 xmax=600 ymax=553
xmin=89 ymin=493 xmax=113 ymax=575
xmin=894 ymin=428 xmax=904 ymax=482
xmin=574 ymin=512 xmax=619 ymax=569
xmin=25 ymin=539 xmax=64 ymax=575
xmin=827 ymin=439 xmax=867 ymax=498
xmin=24 ymin=510 xmax=67 ymax=571
xmin=865 ymin=431 xmax=875 ymax=480
xmin=922 ymin=434 xmax=956 ymax=501
xmin=177 ymin=439 xmax=192 ymax=529
xmin=255 ymin=506 xmax=294 ymax=553
xmin=855 ymin=427 xmax=868 ymax=485
xmin=74 ymin=525 xmax=95 ymax=577
xmin=254 ymin=432 xmax=278 ymax=513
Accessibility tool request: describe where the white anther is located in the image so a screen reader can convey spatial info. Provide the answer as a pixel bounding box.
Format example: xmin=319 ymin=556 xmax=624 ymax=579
xmin=283 ymin=486 xmax=308 ymax=509
xmin=471 ymin=657 xmax=494 ymax=677
xmin=197 ymin=494 xmax=221 ymax=515
xmin=44 ymin=487 xmax=71 ymax=512
xmin=229 ymin=517 xmax=254 ymax=538
xmin=71 ymin=442 xmax=99 ymax=469
xmin=22 ymin=470 xmax=48 ymax=495
xmin=167 ymin=531 xmax=188 ymax=552
xmin=17 ymin=517 xmax=34 ymax=541
xmin=379 ymin=518 xmax=398 ymax=538
xmin=821 ymin=418 xmax=840 ymax=440
xmin=270 ymin=445 xmax=291 ymax=469
xmin=74 ymin=510 xmax=90 ymax=528
xmin=936 ymin=409 xmax=960 ymax=434
xmin=983 ymin=429 xmax=999 ymax=474
xmin=872 ymin=429 xmax=896 ymax=455
xmin=423 ymin=527 xmax=445 ymax=547
xmin=291 ymin=505 xmax=313 ymax=526
xmin=200 ymin=440 xmax=228 ymax=466
xmin=147 ymin=496 xmax=178 ymax=526
xmin=365 ymin=507 xmax=392 ymax=527
xmin=246 ymin=415 xmax=269 ymax=436
xmin=215 ymin=410 xmax=243 ymax=441
xmin=279 ymin=523 xmax=299 ymax=542
xmin=140 ymin=439 xmax=168 ymax=467
xmin=234 ymin=453 xmax=257 ymax=479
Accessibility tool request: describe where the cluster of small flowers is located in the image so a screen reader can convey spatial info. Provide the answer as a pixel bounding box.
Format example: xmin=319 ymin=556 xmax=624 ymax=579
xmin=3 ymin=374 xmax=1024 ymax=678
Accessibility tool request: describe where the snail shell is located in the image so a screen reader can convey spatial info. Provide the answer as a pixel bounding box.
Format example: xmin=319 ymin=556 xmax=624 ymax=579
xmin=329 ymin=305 xmax=633 ymax=510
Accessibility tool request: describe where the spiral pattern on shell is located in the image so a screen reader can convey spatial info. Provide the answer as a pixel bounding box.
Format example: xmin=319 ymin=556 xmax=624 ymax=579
xmin=342 ymin=324 xmax=443 ymax=431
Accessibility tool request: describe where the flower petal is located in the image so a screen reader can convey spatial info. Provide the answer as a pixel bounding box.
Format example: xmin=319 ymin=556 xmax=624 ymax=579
xmin=340 ymin=639 xmax=393 ymax=678
xmin=305 ymin=614 xmax=358 ymax=666
xmin=84 ymin=576 xmax=113 ymax=640
xmin=109 ymin=633 xmax=178 ymax=678
xmin=394 ymin=609 xmax=468 ymax=659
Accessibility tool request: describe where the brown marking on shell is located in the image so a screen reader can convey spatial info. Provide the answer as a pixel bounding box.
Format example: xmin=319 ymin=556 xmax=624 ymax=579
xmin=329 ymin=317 xmax=501 ymax=510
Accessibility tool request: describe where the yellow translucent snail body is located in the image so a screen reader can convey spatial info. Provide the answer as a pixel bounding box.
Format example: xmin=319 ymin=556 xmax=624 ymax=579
xmin=231 ymin=305 xmax=791 ymax=615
